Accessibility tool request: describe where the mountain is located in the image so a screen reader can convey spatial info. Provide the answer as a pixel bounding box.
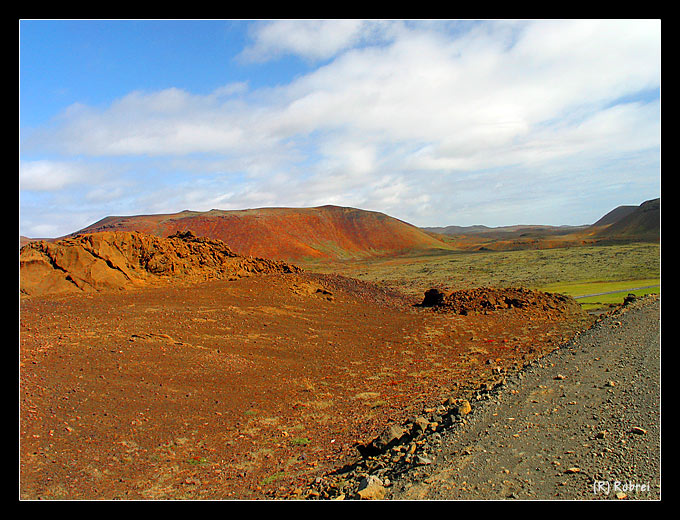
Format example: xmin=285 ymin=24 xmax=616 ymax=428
xmin=591 ymin=204 xmax=639 ymax=227
xmin=591 ymin=198 xmax=660 ymax=242
xmin=71 ymin=205 xmax=450 ymax=262
xmin=422 ymin=198 xmax=660 ymax=246
xmin=22 ymin=199 xmax=660 ymax=261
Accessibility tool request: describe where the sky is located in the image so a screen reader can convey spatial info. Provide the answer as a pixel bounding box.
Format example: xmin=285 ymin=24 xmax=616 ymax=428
xmin=19 ymin=19 xmax=661 ymax=238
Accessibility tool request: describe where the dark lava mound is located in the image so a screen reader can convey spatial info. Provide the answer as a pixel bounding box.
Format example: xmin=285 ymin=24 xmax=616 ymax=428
xmin=420 ymin=286 xmax=582 ymax=318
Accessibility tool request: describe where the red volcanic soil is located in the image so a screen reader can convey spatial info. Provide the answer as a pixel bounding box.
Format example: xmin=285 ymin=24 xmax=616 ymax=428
xmin=20 ymin=272 xmax=591 ymax=500
xmin=73 ymin=205 xmax=449 ymax=262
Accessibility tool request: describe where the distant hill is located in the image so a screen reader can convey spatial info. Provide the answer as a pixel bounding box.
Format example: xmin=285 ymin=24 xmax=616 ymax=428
xmin=70 ymin=205 xmax=450 ymax=262
xmin=422 ymin=223 xmax=588 ymax=239
xmin=591 ymin=204 xmax=639 ymax=227
xmin=422 ymin=224 xmax=492 ymax=235
xmin=591 ymin=198 xmax=660 ymax=242
xmin=422 ymin=198 xmax=660 ymax=246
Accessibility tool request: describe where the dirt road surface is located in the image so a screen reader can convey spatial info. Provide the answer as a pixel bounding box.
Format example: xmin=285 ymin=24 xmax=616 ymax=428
xmin=385 ymin=296 xmax=661 ymax=500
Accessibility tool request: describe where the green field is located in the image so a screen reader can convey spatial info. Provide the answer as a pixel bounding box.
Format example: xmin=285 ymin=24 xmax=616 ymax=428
xmin=542 ymin=279 xmax=660 ymax=311
xmin=303 ymin=242 xmax=661 ymax=311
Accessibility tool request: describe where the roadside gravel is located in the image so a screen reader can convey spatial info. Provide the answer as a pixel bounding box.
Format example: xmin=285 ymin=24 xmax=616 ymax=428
xmin=385 ymin=295 xmax=661 ymax=500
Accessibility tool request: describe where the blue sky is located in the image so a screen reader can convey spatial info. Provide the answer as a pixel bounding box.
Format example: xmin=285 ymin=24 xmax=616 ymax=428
xmin=19 ymin=19 xmax=661 ymax=238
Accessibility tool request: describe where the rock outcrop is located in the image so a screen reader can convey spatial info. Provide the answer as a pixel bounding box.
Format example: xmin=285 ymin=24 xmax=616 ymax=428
xmin=419 ymin=286 xmax=582 ymax=318
xmin=20 ymin=230 xmax=301 ymax=297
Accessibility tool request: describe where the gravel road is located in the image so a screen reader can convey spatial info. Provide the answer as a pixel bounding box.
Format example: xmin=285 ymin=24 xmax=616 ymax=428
xmin=574 ymin=285 xmax=659 ymax=299
xmin=386 ymin=295 xmax=661 ymax=500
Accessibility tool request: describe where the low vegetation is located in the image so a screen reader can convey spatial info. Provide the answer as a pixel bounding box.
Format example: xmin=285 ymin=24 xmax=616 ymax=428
xmin=565 ymin=281 xmax=660 ymax=311
xmin=303 ymin=242 xmax=660 ymax=312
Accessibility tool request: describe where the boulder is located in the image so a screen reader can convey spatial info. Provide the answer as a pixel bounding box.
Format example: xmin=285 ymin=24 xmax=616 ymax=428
xmin=372 ymin=424 xmax=406 ymax=452
xmin=356 ymin=476 xmax=386 ymax=500
xmin=420 ymin=288 xmax=446 ymax=307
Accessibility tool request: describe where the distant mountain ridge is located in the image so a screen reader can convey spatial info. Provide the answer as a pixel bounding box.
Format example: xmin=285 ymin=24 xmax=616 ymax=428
xmin=424 ymin=198 xmax=660 ymax=243
xmin=422 ymin=223 xmax=589 ymax=239
xmin=21 ymin=198 xmax=660 ymax=259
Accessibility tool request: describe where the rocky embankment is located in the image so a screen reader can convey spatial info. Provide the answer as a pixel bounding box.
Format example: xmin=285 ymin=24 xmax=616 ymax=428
xmin=301 ymin=294 xmax=661 ymax=500
xmin=19 ymin=230 xmax=301 ymax=297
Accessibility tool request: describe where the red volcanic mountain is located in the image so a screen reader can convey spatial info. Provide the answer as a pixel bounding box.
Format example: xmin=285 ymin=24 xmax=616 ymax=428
xmin=72 ymin=205 xmax=450 ymax=262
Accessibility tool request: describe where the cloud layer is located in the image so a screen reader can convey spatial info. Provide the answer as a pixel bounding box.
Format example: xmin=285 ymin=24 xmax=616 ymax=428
xmin=20 ymin=20 xmax=661 ymax=238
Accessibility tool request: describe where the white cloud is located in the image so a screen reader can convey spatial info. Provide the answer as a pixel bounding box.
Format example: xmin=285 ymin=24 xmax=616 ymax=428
xmin=24 ymin=88 xmax=255 ymax=157
xmin=239 ymin=19 xmax=387 ymax=63
xmin=20 ymin=160 xmax=93 ymax=191
xmin=20 ymin=20 xmax=661 ymax=236
xmin=26 ymin=20 xmax=661 ymax=162
xmin=20 ymin=220 xmax=69 ymax=239
xmin=85 ymin=186 xmax=126 ymax=203
xmin=212 ymin=81 xmax=250 ymax=97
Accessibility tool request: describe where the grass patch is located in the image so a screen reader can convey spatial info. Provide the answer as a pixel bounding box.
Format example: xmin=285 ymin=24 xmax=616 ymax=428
xmin=186 ymin=456 xmax=210 ymax=466
xmin=577 ymin=286 xmax=660 ymax=308
xmin=261 ymin=471 xmax=287 ymax=486
xmin=539 ymin=278 xmax=660 ymax=297
xmin=540 ymin=277 xmax=659 ymax=312
xmin=290 ymin=437 xmax=311 ymax=446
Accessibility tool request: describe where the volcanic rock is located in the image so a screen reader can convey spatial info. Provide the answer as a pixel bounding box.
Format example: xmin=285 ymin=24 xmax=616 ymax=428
xmin=373 ymin=424 xmax=407 ymax=452
xmin=420 ymin=288 xmax=447 ymax=307
xmin=20 ymin=231 xmax=301 ymax=297
xmin=356 ymin=476 xmax=386 ymax=500
xmin=454 ymin=399 xmax=472 ymax=416
xmin=420 ymin=286 xmax=581 ymax=318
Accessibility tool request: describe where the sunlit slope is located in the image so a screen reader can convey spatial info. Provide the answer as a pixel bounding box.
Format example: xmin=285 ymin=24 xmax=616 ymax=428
xmin=74 ymin=205 xmax=451 ymax=262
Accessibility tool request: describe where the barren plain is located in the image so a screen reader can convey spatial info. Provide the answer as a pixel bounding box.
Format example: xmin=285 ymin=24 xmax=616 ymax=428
xmin=20 ymin=269 xmax=592 ymax=499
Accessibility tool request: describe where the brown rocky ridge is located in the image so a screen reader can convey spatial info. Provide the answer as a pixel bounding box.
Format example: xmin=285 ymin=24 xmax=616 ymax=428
xmin=19 ymin=230 xmax=301 ymax=298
